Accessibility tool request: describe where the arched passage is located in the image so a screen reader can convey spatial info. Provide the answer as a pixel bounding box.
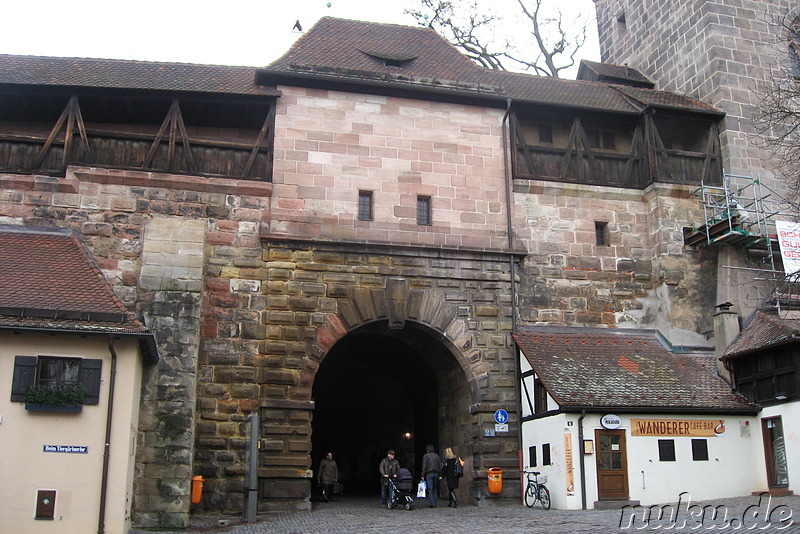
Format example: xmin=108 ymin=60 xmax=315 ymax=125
xmin=311 ymin=320 xmax=472 ymax=495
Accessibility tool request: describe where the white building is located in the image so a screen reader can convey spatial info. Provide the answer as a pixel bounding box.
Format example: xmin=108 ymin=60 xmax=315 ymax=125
xmin=515 ymin=327 xmax=762 ymax=510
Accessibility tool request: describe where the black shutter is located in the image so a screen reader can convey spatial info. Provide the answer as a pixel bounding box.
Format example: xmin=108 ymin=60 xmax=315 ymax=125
xmin=11 ymin=356 xmax=37 ymax=402
xmin=79 ymin=359 xmax=103 ymax=405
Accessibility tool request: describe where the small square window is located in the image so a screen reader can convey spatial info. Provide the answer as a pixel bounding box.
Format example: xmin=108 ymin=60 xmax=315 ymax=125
xmin=529 ymin=446 xmax=537 ymax=467
xmin=417 ymin=195 xmax=431 ymax=226
xmin=595 ymin=221 xmax=610 ymax=246
xmin=358 ymin=190 xmax=373 ymax=221
xmin=691 ymin=439 xmax=709 ymax=461
xmin=658 ymin=439 xmax=676 ymax=461
xmin=542 ymin=443 xmax=551 ymax=465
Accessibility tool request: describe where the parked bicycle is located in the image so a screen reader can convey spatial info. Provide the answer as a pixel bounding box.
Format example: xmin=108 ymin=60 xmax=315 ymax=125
xmin=523 ymin=470 xmax=551 ymax=509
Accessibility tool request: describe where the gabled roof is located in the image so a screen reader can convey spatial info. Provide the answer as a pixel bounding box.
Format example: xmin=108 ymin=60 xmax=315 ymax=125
xmin=0 ymin=54 xmax=280 ymax=96
xmin=576 ymin=60 xmax=654 ymax=88
xmin=723 ymin=311 xmax=800 ymax=359
xmin=0 ymin=225 xmax=155 ymax=358
xmin=514 ymin=328 xmax=756 ymax=413
xmin=259 ymin=17 xmax=721 ymax=116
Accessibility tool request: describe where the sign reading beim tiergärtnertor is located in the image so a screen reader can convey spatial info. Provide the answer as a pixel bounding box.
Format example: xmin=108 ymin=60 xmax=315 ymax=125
xmin=43 ymin=445 xmax=88 ymax=454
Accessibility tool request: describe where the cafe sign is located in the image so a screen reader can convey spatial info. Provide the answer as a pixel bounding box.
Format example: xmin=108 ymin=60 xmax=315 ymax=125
xmin=631 ymin=419 xmax=725 ymax=437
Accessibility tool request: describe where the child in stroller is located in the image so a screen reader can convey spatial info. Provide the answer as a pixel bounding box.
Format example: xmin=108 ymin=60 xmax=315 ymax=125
xmin=388 ymin=467 xmax=415 ymax=510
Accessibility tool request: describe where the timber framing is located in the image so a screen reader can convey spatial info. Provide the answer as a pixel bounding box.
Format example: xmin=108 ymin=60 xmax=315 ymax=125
xmin=510 ymin=106 xmax=723 ymax=189
xmin=0 ymin=88 xmax=276 ymax=181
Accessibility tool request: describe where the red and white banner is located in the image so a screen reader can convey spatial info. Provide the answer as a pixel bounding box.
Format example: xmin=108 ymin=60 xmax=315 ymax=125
xmin=776 ymin=220 xmax=800 ymax=275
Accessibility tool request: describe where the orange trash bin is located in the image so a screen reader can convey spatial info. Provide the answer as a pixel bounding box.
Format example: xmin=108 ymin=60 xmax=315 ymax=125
xmin=487 ymin=467 xmax=503 ymax=494
xmin=191 ymin=475 xmax=204 ymax=504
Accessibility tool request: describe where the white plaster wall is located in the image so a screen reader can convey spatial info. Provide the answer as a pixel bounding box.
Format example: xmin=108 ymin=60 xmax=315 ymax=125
xmin=759 ymin=402 xmax=800 ymax=494
xmin=0 ymin=333 xmax=144 ymax=534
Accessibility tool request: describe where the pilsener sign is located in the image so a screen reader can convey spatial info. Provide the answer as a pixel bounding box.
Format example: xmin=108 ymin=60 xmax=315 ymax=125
xmin=631 ymin=419 xmax=725 ymax=437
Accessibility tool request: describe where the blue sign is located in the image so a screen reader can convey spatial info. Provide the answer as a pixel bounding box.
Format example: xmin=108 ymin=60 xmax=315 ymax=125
xmin=43 ymin=445 xmax=88 ymax=454
xmin=494 ymin=409 xmax=509 ymax=424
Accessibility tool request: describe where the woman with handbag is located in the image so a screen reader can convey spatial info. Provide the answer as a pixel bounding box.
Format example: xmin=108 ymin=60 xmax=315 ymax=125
xmin=442 ymin=447 xmax=464 ymax=508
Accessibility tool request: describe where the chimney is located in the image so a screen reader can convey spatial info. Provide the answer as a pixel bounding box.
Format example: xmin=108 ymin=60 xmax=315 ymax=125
xmin=713 ymin=302 xmax=738 ymax=384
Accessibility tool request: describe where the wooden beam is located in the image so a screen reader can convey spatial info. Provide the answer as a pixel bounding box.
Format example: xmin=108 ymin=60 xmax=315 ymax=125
xmin=242 ymin=104 xmax=275 ymax=178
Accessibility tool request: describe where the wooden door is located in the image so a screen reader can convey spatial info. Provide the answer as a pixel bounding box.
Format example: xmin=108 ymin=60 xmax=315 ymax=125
xmin=595 ymin=429 xmax=629 ymax=500
xmin=762 ymin=417 xmax=790 ymax=488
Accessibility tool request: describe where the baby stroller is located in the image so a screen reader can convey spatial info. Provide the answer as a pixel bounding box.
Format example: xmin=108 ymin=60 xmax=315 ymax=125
xmin=388 ymin=467 xmax=415 ymax=510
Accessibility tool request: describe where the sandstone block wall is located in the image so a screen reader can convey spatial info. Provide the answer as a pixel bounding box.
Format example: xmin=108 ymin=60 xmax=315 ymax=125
xmin=270 ymin=87 xmax=514 ymax=250
xmin=514 ymin=179 xmax=716 ymax=346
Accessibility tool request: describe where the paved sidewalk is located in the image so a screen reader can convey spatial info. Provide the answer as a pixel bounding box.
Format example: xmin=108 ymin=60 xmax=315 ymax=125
xmin=131 ymin=494 xmax=800 ymax=534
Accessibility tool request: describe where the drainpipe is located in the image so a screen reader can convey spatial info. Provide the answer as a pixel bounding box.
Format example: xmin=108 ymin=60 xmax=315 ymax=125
xmin=98 ymin=336 xmax=118 ymax=534
xmin=501 ymin=98 xmax=525 ymax=484
xmin=578 ymin=410 xmax=587 ymax=510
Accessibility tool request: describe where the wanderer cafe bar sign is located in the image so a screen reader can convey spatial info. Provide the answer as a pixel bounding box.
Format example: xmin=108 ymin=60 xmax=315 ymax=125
xmin=631 ymin=419 xmax=726 ymax=437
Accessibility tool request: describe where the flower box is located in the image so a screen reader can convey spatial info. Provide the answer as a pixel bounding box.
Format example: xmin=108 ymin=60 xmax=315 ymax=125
xmin=25 ymin=403 xmax=82 ymax=413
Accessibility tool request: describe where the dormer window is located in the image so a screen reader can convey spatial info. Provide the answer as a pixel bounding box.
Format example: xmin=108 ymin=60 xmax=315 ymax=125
xmin=359 ymin=49 xmax=418 ymax=68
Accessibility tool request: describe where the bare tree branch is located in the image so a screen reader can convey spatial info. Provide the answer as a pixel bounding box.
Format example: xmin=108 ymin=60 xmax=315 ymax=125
xmin=406 ymin=0 xmax=587 ymax=77
xmin=753 ymin=8 xmax=800 ymax=201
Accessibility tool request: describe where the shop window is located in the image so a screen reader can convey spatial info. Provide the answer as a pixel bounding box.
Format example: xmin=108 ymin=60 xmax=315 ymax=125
xmin=417 ymin=195 xmax=431 ymax=226
xmin=691 ymin=439 xmax=709 ymax=461
xmin=658 ymin=439 xmax=676 ymax=461
xmin=529 ymin=446 xmax=537 ymax=467
xmin=542 ymin=443 xmax=551 ymax=465
xmin=10 ymin=355 xmax=102 ymax=405
xmin=358 ymin=190 xmax=373 ymax=221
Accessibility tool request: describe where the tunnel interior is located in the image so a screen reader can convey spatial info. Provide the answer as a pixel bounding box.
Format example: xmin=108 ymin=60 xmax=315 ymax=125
xmin=311 ymin=323 xmax=466 ymax=495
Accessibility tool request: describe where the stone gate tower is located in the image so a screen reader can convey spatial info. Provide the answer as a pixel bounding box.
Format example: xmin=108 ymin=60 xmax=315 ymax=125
xmin=593 ymin=0 xmax=797 ymax=313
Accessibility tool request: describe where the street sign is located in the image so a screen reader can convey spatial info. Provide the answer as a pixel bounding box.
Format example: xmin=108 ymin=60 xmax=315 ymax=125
xmin=494 ymin=409 xmax=509 ymax=424
xmin=495 ymin=424 xmax=508 ymax=433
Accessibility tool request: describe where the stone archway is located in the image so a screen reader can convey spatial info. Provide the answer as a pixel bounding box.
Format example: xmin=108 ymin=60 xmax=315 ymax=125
xmin=254 ymin=246 xmax=520 ymax=512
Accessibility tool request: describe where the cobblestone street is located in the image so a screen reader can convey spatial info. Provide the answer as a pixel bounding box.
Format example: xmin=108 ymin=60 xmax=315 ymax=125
xmin=132 ymin=494 xmax=800 ymax=534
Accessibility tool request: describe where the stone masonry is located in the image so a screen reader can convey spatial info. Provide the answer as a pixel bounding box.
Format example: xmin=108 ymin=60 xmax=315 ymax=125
xmin=594 ymin=0 xmax=795 ymax=316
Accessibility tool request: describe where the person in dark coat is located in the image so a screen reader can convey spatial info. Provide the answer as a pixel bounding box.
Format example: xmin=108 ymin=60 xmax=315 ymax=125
xmin=442 ymin=447 xmax=463 ymax=507
xmin=379 ymin=449 xmax=399 ymax=507
xmin=318 ymin=452 xmax=339 ymax=502
xmin=421 ymin=444 xmax=442 ymax=507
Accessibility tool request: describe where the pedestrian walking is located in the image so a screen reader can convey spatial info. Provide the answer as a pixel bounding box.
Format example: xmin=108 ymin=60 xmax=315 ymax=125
xmin=421 ymin=444 xmax=442 ymax=508
xmin=442 ymin=447 xmax=463 ymax=508
xmin=318 ymin=452 xmax=339 ymax=502
xmin=378 ymin=449 xmax=399 ymax=508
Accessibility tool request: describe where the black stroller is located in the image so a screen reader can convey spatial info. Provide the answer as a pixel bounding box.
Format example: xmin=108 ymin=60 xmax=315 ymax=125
xmin=388 ymin=467 xmax=415 ymax=510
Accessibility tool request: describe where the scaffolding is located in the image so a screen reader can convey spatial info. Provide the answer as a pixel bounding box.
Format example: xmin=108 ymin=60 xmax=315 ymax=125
xmin=687 ymin=174 xmax=800 ymax=310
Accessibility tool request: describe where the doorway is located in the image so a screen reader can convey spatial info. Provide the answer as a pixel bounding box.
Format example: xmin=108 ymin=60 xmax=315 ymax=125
xmin=311 ymin=323 xmax=467 ymax=496
xmin=595 ymin=429 xmax=629 ymax=500
xmin=762 ymin=417 xmax=789 ymax=488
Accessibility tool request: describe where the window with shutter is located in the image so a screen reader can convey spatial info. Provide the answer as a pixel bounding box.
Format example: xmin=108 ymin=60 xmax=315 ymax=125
xmin=10 ymin=355 xmax=102 ymax=405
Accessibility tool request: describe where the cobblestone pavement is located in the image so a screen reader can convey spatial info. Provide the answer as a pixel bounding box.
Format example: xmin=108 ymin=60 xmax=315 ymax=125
xmin=132 ymin=493 xmax=800 ymax=534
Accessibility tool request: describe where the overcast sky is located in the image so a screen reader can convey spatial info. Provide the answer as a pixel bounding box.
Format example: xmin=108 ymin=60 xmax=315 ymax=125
xmin=2 ymin=0 xmax=600 ymax=78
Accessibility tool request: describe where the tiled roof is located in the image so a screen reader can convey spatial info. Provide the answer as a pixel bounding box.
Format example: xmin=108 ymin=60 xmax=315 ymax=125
xmin=576 ymin=60 xmax=654 ymax=88
xmin=0 ymin=54 xmax=280 ymax=96
xmin=723 ymin=311 xmax=800 ymax=358
xmin=514 ymin=328 xmax=755 ymax=412
xmin=260 ymin=17 xmax=721 ymax=115
xmin=0 ymin=225 xmax=148 ymax=335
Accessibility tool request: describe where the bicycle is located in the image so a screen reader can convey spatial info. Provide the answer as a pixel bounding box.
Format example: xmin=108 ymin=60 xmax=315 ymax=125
xmin=523 ymin=470 xmax=551 ymax=509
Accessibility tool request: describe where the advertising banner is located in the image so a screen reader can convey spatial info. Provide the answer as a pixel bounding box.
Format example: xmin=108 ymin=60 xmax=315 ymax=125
xmin=775 ymin=220 xmax=800 ymax=275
